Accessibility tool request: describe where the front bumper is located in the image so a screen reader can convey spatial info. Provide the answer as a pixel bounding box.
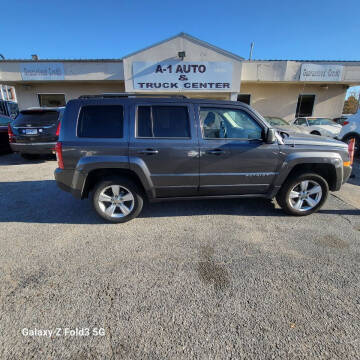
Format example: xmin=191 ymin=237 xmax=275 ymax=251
xmin=343 ymin=165 xmax=352 ymax=184
xmin=10 ymin=142 xmax=56 ymax=154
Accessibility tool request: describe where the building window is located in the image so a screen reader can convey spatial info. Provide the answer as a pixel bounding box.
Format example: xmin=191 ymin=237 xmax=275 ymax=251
xmin=237 ymin=94 xmax=251 ymax=105
xmin=38 ymin=94 xmax=66 ymax=107
xmin=9 ymin=88 xmax=15 ymax=100
xmin=296 ymin=95 xmax=315 ymax=117
xmin=77 ymin=105 xmax=124 ymax=138
xmin=137 ymin=106 xmax=190 ymax=138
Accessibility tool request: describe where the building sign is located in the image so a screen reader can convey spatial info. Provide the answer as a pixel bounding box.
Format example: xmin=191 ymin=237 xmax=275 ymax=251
xmin=20 ymin=63 xmax=65 ymax=81
xmin=300 ymin=64 xmax=343 ymax=82
xmin=132 ymin=61 xmax=233 ymax=91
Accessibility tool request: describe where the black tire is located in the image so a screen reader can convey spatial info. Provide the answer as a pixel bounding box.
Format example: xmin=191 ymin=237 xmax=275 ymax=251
xmin=311 ymin=131 xmax=321 ymax=136
xmin=343 ymin=134 xmax=360 ymax=157
xmin=276 ymin=172 xmax=329 ymax=216
xmin=92 ymin=176 xmax=143 ymax=223
xmin=20 ymin=153 xmax=39 ymax=160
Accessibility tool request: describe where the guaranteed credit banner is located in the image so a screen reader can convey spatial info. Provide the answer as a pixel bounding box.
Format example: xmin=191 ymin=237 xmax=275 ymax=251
xmin=20 ymin=63 xmax=65 ymax=81
xmin=132 ymin=61 xmax=233 ymax=91
xmin=300 ymin=64 xmax=343 ymax=82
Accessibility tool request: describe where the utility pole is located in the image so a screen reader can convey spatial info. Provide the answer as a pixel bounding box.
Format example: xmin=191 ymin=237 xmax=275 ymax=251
xmin=249 ymin=42 xmax=254 ymax=61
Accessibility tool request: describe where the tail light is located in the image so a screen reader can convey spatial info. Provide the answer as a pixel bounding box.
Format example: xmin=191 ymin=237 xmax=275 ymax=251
xmin=8 ymin=124 xmax=15 ymax=143
xmin=55 ymin=122 xmax=61 ymax=137
xmin=348 ymin=138 xmax=355 ymax=166
xmin=343 ymin=121 xmax=349 ymax=126
xmin=55 ymin=141 xmax=64 ymax=169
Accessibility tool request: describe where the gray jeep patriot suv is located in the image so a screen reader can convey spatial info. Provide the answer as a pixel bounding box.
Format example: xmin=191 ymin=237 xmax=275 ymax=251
xmin=54 ymin=94 xmax=353 ymax=223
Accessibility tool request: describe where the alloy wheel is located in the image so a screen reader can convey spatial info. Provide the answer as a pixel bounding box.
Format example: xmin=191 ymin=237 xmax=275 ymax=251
xmin=288 ymin=180 xmax=322 ymax=212
xmin=98 ymin=185 xmax=135 ymax=218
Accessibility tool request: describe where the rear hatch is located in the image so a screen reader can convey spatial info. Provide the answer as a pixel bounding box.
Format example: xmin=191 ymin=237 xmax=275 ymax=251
xmin=12 ymin=109 xmax=60 ymax=143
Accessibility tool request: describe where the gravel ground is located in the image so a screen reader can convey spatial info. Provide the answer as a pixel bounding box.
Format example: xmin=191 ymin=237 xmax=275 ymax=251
xmin=0 ymin=153 xmax=359 ymax=359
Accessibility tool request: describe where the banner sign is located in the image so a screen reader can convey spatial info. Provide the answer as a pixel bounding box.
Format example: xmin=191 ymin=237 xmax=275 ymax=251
xmin=300 ymin=64 xmax=343 ymax=82
xmin=20 ymin=63 xmax=65 ymax=81
xmin=132 ymin=61 xmax=233 ymax=91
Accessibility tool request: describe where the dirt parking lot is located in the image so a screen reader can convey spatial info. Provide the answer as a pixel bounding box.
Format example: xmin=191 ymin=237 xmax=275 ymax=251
xmin=0 ymin=153 xmax=359 ymax=359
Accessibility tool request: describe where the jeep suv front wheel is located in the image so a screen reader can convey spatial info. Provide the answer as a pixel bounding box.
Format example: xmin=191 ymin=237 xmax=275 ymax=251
xmin=92 ymin=177 xmax=143 ymax=223
xmin=276 ymin=173 xmax=329 ymax=216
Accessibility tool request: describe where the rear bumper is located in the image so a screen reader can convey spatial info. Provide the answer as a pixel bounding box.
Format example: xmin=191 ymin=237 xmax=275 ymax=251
xmin=54 ymin=168 xmax=82 ymax=199
xmin=10 ymin=142 xmax=56 ymax=154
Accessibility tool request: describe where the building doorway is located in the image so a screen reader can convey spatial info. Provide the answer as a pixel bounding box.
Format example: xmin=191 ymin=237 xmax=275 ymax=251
xmin=296 ymin=94 xmax=315 ymax=117
xmin=237 ymin=94 xmax=251 ymax=105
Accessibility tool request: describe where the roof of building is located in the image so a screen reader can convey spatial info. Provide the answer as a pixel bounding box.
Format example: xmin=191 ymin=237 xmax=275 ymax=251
xmin=121 ymin=32 xmax=245 ymax=61
xmin=2 ymin=58 xmax=360 ymax=64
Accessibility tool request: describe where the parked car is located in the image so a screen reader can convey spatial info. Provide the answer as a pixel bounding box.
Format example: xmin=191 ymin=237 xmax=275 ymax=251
xmin=338 ymin=110 xmax=360 ymax=156
xmin=9 ymin=107 xmax=64 ymax=159
xmin=54 ymin=94 xmax=353 ymax=223
xmin=0 ymin=114 xmax=13 ymax=154
xmin=264 ymin=116 xmax=310 ymax=134
xmin=293 ymin=117 xmax=342 ymax=138
xmin=333 ymin=114 xmax=352 ymax=126
xmin=0 ymin=99 xmax=19 ymax=119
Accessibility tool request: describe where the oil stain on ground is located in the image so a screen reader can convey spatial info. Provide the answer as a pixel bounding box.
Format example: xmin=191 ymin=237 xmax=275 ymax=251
xmin=197 ymin=245 xmax=230 ymax=291
xmin=7 ymin=268 xmax=49 ymax=297
xmin=314 ymin=234 xmax=349 ymax=249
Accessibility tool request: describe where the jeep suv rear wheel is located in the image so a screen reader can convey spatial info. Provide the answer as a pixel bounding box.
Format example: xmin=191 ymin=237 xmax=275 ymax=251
xmin=276 ymin=173 xmax=329 ymax=216
xmin=92 ymin=177 xmax=143 ymax=223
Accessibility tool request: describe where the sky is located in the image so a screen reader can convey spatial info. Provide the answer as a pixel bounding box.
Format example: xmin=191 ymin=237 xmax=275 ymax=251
xmin=1 ymin=0 xmax=360 ymax=95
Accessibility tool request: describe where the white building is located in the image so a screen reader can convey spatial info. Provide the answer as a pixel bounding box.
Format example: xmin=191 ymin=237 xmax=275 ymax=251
xmin=1 ymin=33 xmax=360 ymax=121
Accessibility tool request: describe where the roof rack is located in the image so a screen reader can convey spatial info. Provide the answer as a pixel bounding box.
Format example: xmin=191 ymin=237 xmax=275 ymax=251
xmin=78 ymin=93 xmax=188 ymax=99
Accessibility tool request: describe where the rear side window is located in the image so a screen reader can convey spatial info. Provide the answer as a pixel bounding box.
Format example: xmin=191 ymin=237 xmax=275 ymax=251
xmin=77 ymin=105 xmax=123 ymax=138
xmin=137 ymin=105 xmax=190 ymax=138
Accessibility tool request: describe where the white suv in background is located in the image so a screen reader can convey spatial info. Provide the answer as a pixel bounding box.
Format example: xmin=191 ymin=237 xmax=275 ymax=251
xmin=338 ymin=110 xmax=360 ymax=156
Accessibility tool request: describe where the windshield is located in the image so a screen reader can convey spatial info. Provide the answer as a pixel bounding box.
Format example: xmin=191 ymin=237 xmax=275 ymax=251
xmin=13 ymin=110 xmax=59 ymax=127
xmin=265 ymin=117 xmax=289 ymax=126
xmin=307 ymin=118 xmax=336 ymax=126
xmin=0 ymin=115 xmax=11 ymax=126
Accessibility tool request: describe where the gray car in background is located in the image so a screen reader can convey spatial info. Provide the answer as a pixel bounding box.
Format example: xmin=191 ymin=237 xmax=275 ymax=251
xmin=54 ymin=94 xmax=353 ymax=222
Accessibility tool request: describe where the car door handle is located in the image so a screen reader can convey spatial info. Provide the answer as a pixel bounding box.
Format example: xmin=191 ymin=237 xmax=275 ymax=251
xmin=207 ymin=149 xmax=225 ymax=155
xmin=138 ymin=149 xmax=159 ymax=155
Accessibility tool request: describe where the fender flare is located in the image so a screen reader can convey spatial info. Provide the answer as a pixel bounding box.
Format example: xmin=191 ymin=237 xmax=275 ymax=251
xmin=73 ymin=156 xmax=155 ymax=199
xmin=273 ymin=151 xmax=343 ymax=188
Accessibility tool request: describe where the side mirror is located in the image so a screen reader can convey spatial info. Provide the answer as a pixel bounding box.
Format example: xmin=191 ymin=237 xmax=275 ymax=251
xmin=265 ymin=128 xmax=276 ymax=144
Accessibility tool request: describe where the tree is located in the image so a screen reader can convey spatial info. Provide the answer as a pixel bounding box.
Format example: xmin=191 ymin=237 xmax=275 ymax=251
xmin=343 ymin=92 xmax=359 ymax=114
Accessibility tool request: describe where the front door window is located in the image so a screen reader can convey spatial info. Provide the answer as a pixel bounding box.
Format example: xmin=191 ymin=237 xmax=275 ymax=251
xmin=200 ymin=107 xmax=263 ymax=140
